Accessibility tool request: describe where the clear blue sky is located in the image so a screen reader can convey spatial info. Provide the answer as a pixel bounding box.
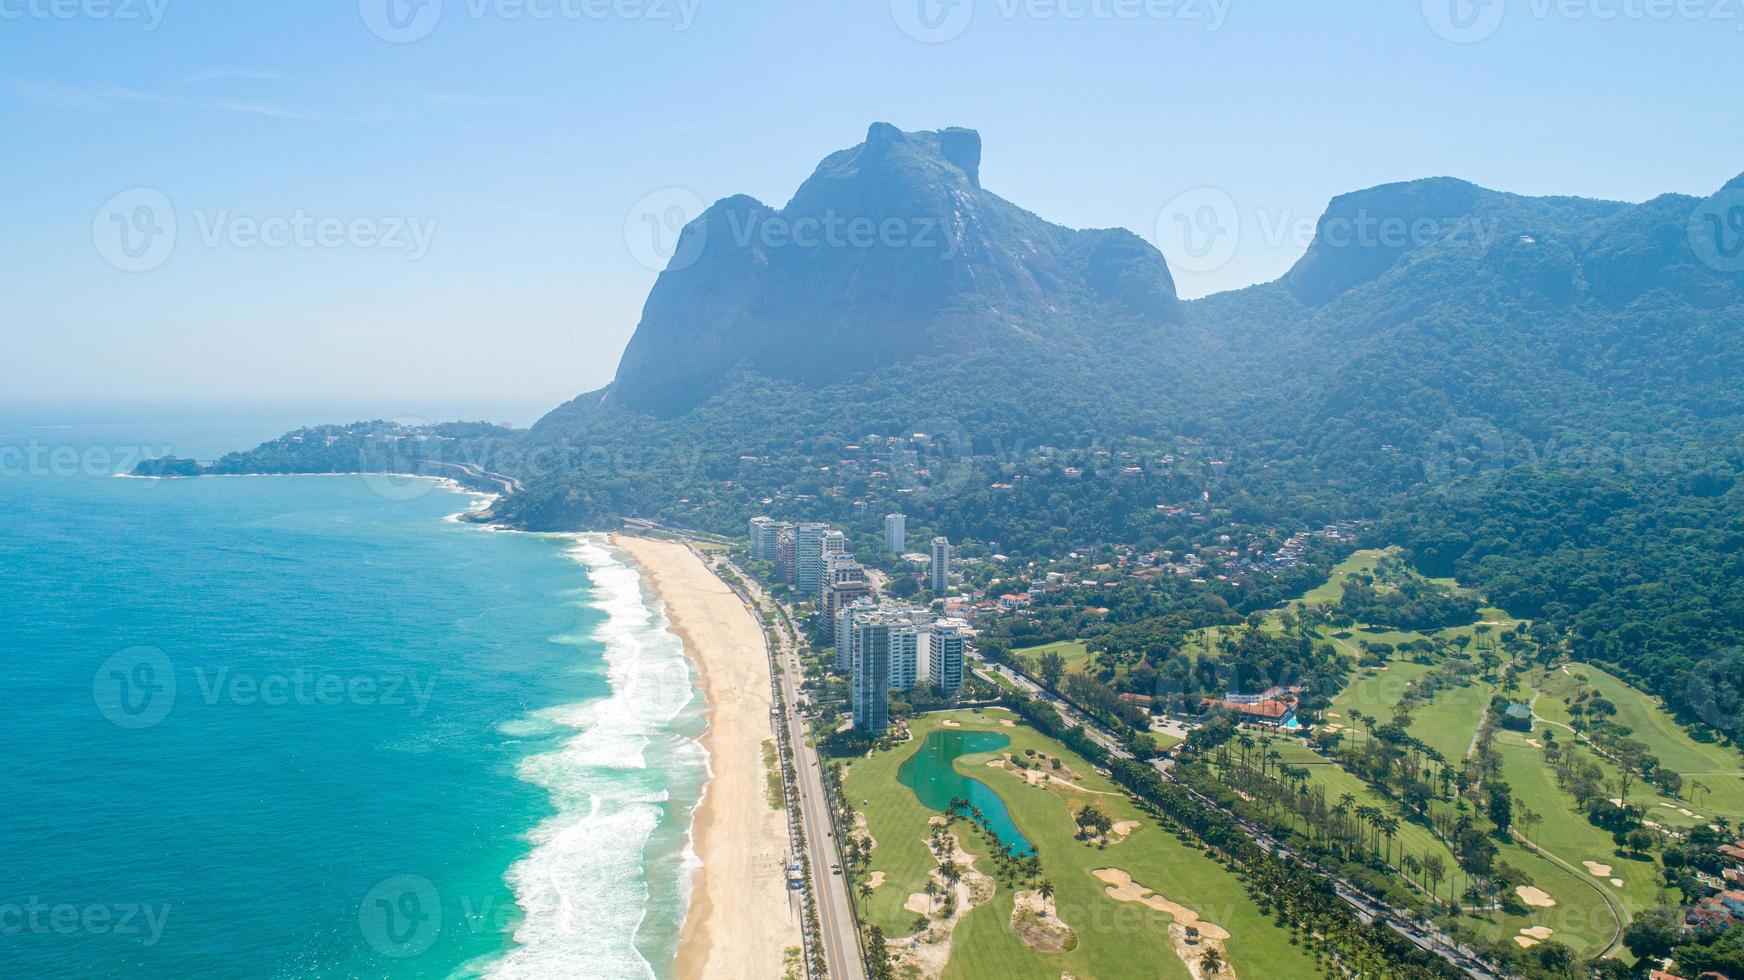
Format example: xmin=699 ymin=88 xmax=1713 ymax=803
xmin=5 ymin=0 xmax=1740 ymax=424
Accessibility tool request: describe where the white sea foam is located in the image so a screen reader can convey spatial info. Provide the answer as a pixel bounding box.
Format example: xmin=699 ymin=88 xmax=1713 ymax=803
xmin=489 ymin=534 xmax=705 ymax=980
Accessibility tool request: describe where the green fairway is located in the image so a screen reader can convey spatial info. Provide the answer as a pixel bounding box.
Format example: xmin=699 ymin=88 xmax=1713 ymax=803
xmin=1489 ymin=728 xmax=1662 ymax=951
xmin=1210 ymin=736 xmax=1463 ymax=884
xmin=1326 ymin=660 xmax=1435 ymax=722
xmin=1407 ymin=679 xmax=1495 ymax=764
xmin=1300 ymin=549 xmax=1389 ymax=607
xmin=1015 ymin=639 xmax=1095 ymax=676
xmin=1540 ymin=663 xmax=1744 ymax=818
xmin=841 ymin=709 xmax=1325 ymax=979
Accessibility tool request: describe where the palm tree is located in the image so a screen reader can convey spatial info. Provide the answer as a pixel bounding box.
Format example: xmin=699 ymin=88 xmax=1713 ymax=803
xmin=1380 ymin=816 xmax=1401 ymax=867
xmin=1200 ymin=947 xmax=1224 ymax=976
xmin=1402 ymin=854 xmax=1422 ymax=890
xmin=1038 ymin=879 xmax=1054 ymax=903
xmin=1421 ymin=854 xmax=1447 ymax=908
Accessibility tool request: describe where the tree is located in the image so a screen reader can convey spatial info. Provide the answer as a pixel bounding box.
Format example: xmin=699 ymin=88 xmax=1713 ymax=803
xmin=1200 ymin=947 xmax=1224 ymax=976
xmin=1038 ymin=650 xmax=1065 ymax=690
xmin=866 ymin=924 xmax=895 ymax=980
xmin=1487 ymin=782 xmax=1513 ymax=833
xmin=1623 ymin=908 xmax=1680 ymax=961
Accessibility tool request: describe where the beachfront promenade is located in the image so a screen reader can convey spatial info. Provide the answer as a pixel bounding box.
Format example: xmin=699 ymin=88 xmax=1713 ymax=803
xmin=721 ymin=554 xmax=868 ymax=980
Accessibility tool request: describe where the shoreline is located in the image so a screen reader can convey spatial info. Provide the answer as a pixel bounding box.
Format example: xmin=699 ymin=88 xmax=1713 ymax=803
xmin=611 ymin=534 xmax=798 ymax=980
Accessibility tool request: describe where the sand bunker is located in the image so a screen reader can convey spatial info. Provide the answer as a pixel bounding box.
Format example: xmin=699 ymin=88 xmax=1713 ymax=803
xmin=1010 ymin=890 xmax=1077 ymax=953
xmin=866 ymin=871 xmax=886 ymax=890
xmin=1610 ymin=878 xmax=1624 ymax=888
xmin=1325 ymin=712 xmax=1341 ymax=718
xmin=1516 ymin=886 xmax=1557 ymax=908
xmin=1093 ymin=869 xmax=1230 ymax=940
xmin=1527 ymin=738 xmax=1543 ymax=748
xmin=928 ymin=815 xmax=947 ymax=827
xmin=905 ymin=893 xmax=933 ymax=916
xmin=941 ymin=720 xmax=961 ymax=728
xmin=1000 ymin=719 xmax=1016 ymax=727
xmin=1582 ymin=861 xmax=1612 ymax=876
xmin=1514 ymin=936 xmax=1541 ymax=948
xmin=1109 ymin=820 xmax=1140 ymax=843
xmin=1520 ymin=926 xmax=1554 ymax=940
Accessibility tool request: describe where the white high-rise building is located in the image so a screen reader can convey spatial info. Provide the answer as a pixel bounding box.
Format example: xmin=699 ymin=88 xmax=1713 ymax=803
xmin=794 ymin=523 xmax=830 ymax=592
xmin=928 ymin=619 xmax=968 ymax=694
xmin=884 ymin=513 xmax=906 ymax=553
xmin=888 ymin=620 xmax=922 ymax=691
xmin=930 ymin=536 xmax=951 ymax=593
xmin=748 ymin=517 xmax=788 ymax=562
xmin=835 ymin=597 xmax=876 ymax=671
xmin=812 ymin=530 xmax=847 ymax=592
xmin=850 ymin=613 xmax=894 ymax=735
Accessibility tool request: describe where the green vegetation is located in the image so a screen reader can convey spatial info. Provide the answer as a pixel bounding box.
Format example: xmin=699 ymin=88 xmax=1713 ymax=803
xmin=841 ymin=708 xmax=1324 ymax=979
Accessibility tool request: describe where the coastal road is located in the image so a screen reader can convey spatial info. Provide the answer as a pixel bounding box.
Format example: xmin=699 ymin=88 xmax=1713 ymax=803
xmin=724 ymin=560 xmax=866 ymax=980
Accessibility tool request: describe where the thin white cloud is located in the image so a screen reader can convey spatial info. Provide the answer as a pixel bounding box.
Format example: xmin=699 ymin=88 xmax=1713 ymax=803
xmin=184 ymin=69 xmax=287 ymax=84
xmin=4 ymin=77 xmax=399 ymax=123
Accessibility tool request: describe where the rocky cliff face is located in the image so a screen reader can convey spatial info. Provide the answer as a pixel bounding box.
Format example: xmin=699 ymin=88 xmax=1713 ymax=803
xmin=609 ymin=123 xmax=1183 ymax=415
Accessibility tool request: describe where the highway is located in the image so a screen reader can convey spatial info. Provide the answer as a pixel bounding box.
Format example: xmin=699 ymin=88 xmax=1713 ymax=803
xmin=722 ymin=557 xmax=866 ymax=980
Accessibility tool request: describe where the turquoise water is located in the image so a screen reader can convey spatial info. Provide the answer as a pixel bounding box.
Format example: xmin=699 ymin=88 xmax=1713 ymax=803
xmin=0 ymin=412 xmax=707 ymax=978
xmin=897 ymin=730 xmax=1034 ymax=856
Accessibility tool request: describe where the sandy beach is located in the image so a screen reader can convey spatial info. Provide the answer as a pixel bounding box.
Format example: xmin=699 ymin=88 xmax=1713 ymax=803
xmin=612 ymin=535 xmax=798 ymax=980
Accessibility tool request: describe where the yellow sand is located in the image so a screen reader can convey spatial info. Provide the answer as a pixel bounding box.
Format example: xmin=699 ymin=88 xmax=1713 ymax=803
xmin=1520 ymin=926 xmax=1554 ymax=940
xmin=1093 ymin=868 xmax=1231 ymax=940
xmin=866 ymin=871 xmax=885 ymax=890
xmin=1516 ymin=886 xmax=1556 ymax=908
xmin=614 ymin=536 xmax=798 ymax=980
xmin=1582 ymin=861 xmax=1613 ymax=876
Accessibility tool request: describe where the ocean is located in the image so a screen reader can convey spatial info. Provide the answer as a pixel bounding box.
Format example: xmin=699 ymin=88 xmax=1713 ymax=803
xmin=0 ymin=409 xmax=708 ymax=979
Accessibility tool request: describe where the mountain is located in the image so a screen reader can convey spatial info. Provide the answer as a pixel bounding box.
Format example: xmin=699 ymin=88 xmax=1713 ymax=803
xmin=143 ymin=129 xmax=1744 ymax=729
xmin=610 ymin=123 xmax=1183 ymax=416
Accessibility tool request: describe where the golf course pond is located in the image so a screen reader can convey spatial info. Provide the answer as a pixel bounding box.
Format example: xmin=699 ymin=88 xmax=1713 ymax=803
xmin=897 ymin=728 xmax=1036 ymax=856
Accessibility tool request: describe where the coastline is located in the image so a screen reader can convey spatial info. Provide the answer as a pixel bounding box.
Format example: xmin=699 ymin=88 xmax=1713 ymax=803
xmin=612 ymin=534 xmax=799 ymax=980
